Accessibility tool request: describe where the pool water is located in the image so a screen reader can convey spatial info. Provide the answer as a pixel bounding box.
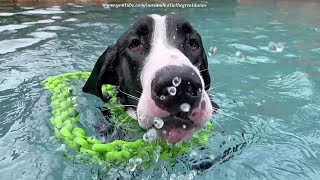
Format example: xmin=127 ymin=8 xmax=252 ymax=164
xmin=1 ymin=1 xmax=320 ymax=179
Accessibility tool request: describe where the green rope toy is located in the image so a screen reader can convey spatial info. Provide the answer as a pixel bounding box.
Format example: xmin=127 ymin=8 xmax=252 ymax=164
xmin=43 ymin=72 xmax=213 ymax=169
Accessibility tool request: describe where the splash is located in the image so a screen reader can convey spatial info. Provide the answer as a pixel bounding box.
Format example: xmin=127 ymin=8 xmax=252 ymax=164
xmin=143 ymin=128 xmax=157 ymax=142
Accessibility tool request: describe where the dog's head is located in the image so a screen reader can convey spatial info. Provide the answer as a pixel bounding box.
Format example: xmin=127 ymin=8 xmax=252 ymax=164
xmin=83 ymin=14 xmax=218 ymax=144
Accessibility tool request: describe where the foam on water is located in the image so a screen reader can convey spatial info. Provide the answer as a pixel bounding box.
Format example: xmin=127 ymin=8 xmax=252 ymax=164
xmin=229 ymin=43 xmax=258 ymax=52
xmin=0 ymin=12 xmax=15 ymax=16
xmin=37 ymin=26 xmax=72 ymax=31
xmin=22 ymin=19 xmax=55 ymax=25
xmin=64 ymin=18 xmax=78 ymax=22
xmin=1 ymin=2 xmax=320 ymax=180
xmin=0 ymin=24 xmax=30 ymax=32
xmin=20 ymin=9 xmax=65 ymax=15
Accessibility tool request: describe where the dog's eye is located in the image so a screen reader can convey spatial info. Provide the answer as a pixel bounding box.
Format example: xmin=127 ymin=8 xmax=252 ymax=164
xmin=128 ymin=39 xmax=141 ymax=51
xmin=189 ymin=39 xmax=199 ymax=50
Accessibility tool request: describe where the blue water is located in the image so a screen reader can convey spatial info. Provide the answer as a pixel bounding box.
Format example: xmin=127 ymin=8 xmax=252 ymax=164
xmin=1 ymin=1 xmax=320 ymax=179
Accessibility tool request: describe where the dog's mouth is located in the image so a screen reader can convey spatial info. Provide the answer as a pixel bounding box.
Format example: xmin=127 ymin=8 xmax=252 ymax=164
xmin=152 ymin=115 xmax=197 ymax=144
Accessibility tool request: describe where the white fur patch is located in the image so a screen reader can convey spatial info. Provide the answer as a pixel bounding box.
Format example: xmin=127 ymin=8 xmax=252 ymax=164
xmin=126 ymin=107 xmax=137 ymax=120
xmin=137 ymin=14 xmax=212 ymax=129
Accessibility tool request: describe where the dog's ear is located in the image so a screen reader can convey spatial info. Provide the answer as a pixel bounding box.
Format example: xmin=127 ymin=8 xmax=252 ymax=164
xmin=200 ymin=50 xmax=211 ymax=91
xmin=82 ymin=44 xmax=119 ymax=101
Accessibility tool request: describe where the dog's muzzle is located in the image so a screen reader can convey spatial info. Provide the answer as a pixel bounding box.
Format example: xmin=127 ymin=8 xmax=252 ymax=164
xmin=151 ymin=65 xmax=203 ymax=115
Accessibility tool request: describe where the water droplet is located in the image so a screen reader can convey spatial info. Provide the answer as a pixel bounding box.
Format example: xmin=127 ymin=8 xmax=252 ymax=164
xmin=180 ymin=103 xmax=191 ymax=112
xmin=160 ymin=95 xmax=166 ymax=100
xmin=189 ymin=150 xmax=198 ymax=158
xmin=167 ymin=86 xmax=176 ymax=96
xmin=135 ymin=158 xmax=143 ymax=164
xmin=235 ymin=51 xmax=245 ymax=61
xmin=172 ymin=77 xmax=181 ymax=87
xmin=153 ymin=117 xmax=164 ymax=129
xmin=143 ymin=128 xmax=157 ymax=142
xmin=268 ymin=42 xmax=277 ymax=51
xmin=128 ymin=158 xmax=137 ymax=171
xmin=56 ymin=144 xmax=67 ymax=152
xmin=71 ymin=96 xmax=77 ymax=104
xmin=68 ymin=87 xmax=75 ymax=94
xmin=182 ymin=124 xmax=186 ymax=129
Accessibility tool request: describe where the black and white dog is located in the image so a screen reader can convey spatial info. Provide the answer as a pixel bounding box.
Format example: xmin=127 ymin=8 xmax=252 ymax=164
xmin=83 ymin=14 xmax=219 ymax=144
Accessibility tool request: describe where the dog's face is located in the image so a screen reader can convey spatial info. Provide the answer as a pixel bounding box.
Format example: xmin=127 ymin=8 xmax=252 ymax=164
xmin=83 ymin=14 xmax=218 ymax=144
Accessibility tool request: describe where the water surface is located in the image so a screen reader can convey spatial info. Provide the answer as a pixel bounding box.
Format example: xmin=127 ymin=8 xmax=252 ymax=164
xmin=0 ymin=1 xmax=320 ymax=179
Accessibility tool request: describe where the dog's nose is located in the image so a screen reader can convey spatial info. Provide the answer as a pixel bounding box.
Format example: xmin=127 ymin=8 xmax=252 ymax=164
xmin=151 ymin=65 xmax=203 ymax=114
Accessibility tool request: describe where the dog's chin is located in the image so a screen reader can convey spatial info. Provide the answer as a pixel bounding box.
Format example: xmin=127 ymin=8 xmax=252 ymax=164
xmin=157 ymin=127 xmax=196 ymax=144
xmin=152 ymin=116 xmax=201 ymax=144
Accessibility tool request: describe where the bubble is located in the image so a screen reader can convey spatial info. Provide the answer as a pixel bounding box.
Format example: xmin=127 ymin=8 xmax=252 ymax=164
xmin=172 ymin=77 xmax=181 ymax=87
xmin=180 ymin=103 xmax=191 ymax=112
xmin=143 ymin=128 xmax=157 ymax=142
xmin=160 ymin=95 xmax=166 ymax=100
xmin=167 ymin=86 xmax=176 ymax=96
xmin=127 ymin=158 xmax=143 ymax=171
xmin=153 ymin=117 xmax=164 ymax=129
xmin=162 ymin=130 xmax=167 ymax=134
xmin=182 ymin=124 xmax=186 ymax=129
xmin=173 ymin=36 xmax=176 ymax=40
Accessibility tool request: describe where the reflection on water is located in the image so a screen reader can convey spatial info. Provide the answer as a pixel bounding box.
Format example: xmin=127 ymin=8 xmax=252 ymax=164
xmin=0 ymin=0 xmax=320 ymax=179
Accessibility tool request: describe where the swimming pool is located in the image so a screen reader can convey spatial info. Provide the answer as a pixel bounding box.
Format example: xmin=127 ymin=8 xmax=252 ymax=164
xmin=0 ymin=0 xmax=320 ymax=179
